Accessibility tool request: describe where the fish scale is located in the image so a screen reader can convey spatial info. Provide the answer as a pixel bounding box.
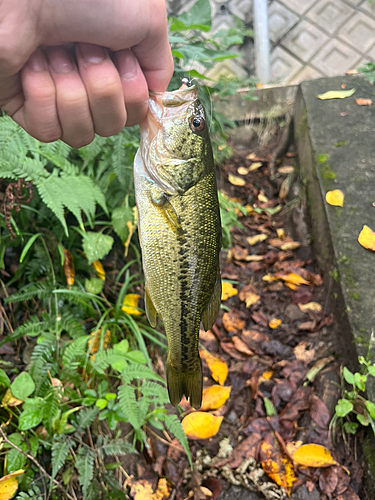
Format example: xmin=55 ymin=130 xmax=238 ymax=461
xmin=134 ymin=84 xmax=221 ymax=409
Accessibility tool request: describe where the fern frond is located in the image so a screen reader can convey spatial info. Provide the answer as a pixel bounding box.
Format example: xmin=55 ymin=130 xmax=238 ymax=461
xmin=51 ymin=437 xmax=73 ymax=480
xmin=62 ymin=336 xmax=90 ymax=370
xmin=29 ymin=333 xmax=56 ymax=395
xmin=164 ymin=414 xmax=192 ymax=468
xmin=118 ymin=384 xmax=140 ymax=430
xmin=4 ymin=282 xmax=53 ymax=304
xmin=141 ymin=381 xmax=170 ymax=405
xmin=121 ymin=365 xmax=165 ymax=384
xmin=76 ymin=408 xmax=99 ymax=430
xmin=76 ymin=448 xmax=95 ymax=498
xmin=99 ymin=438 xmax=137 ymax=457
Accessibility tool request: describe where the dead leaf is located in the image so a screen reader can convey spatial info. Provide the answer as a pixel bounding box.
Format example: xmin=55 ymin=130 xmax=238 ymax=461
xmin=222 ymin=312 xmax=245 ymax=333
xmin=63 ymin=248 xmax=75 ymax=286
xmin=92 ymin=260 xmax=105 ymax=281
xmin=237 ymin=166 xmax=249 ymax=175
xmin=356 ymin=98 xmax=372 ymax=106
xmin=260 ymin=432 xmax=297 ymax=494
xmin=245 ymin=255 xmax=264 ymax=262
xmin=358 ymin=225 xmax=375 ymax=251
xmin=232 ymin=336 xmax=255 ymax=356
xmin=298 ymin=320 xmax=316 ymax=331
xmin=278 ymin=166 xmax=294 ymax=174
xmin=200 ymin=486 xmax=213 ymax=498
xmin=228 ymin=174 xmax=246 ymax=186
xmin=200 ymin=350 xmax=228 ymax=385
xmin=201 ymin=385 xmax=231 ymax=411
xmin=286 ymin=441 xmax=303 ymax=457
xmin=338 ymin=486 xmax=361 ymax=500
xmin=326 ymin=189 xmax=344 ymax=207
xmin=220 ymin=340 xmax=248 ymax=361
xmin=292 ymin=444 xmax=339 ymax=467
xmin=251 ymin=311 xmax=269 ymax=327
xmin=249 ymin=162 xmax=263 ymax=171
xmin=269 ymin=318 xmax=281 ymax=329
xmin=1 ymin=389 xmax=23 ymax=407
xmin=277 ymin=273 xmax=309 ymax=286
xmin=231 ymin=246 xmax=248 ymax=261
xmin=317 ymin=89 xmax=355 ymax=100
xmin=280 ymin=241 xmax=301 ymax=251
xmin=122 ymin=294 xmax=142 ymax=316
xmin=239 ymin=285 xmax=260 ymax=308
xmin=221 ymin=282 xmax=237 ymax=301
xmin=0 ymin=470 xmax=24 ymax=500
xmin=130 ymin=479 xmax=153 ymax=500
xmin=319 ymin=466 xmax=339 ymax=496
xmin=304 ymin=356 xmax=335 ymax=384
xmin=153 ymin=478 xmax=171 ymax=500
xmin=346 ymin=69 xmax=358 ymax=75
xmin=294 ymin=342 xmax=315 ymax=364
xmin=258 ymin=193 xmax=268 ymax=203
xmin=310 ymin=395 xmax=330 ymax=429
xmin=298 ymin=302 xmax=322 ymax=313
xmin=230 ymin=433 xmax=262 ymax=468
xmin=247 ymin=234 xmax=267 ymax=246
xmin=89 ymin=328 xmax=111 ymax=355
xmin=182 ymin=412 xmax=223 ymax=440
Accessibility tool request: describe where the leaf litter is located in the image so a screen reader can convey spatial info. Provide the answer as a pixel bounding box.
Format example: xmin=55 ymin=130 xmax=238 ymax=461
xmin=125 ymin=142 xmax=363 ymax=500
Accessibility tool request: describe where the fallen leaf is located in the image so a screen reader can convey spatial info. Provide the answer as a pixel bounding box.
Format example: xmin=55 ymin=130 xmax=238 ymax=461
xmin=228 ymin=174 xmax=246 ymax=186
xmin=200 ymin=486 xmax=213 ymax=498
xmin=200 ymin=350 xmax=228 ymax=385
xmin=261 ymin=370 xmax=274 ymax=381
xmin=277 ymin=273 xmax=309 ymax=286
xmin=182 ymin=412 xmax=223 ymax=440
xmin=89 ymin=328 xmax=111 ymax=355
xmin=122 ymin=294 xmax=142 ymax=316
xmin=63 ymin=248 xmax=75 ymax=286
xmin=278 ymin=166 xmax=294 ymax=174
xmin=249 ymin=162 xmax=263 ymax=171
xmin=341 ymin=84 xmax=346 ymax=89
xmin=260 ymin=433 xmax=297 ymax=494
xmin=358 ymin=225 xmax=375 ymax=251
xmin=304 ymin=356 xmax=335 ymax=384
xmin=317 ymin=89 xmax=355 ymax=100
xmin=245 ymin=255 xmax=264 ymax=262
xmin=356 ymin=98 xmax=372 ymax=106
xmin=298 ymin=320 xmax=316 ymax=331
xmin=319 ymin=466 xmax=339 ymax=496
xmin=280 ymin=241 xmax=301 ymax=251
xmin=326 ymin=189 xmax=344 ymax=207
xmin=232 ymin=336 xmax=255 ymax=356
xmin=237 ymin=166 xmax=249 ymax=175
xmin=222 ymin=312 xmax=245 ymax=333
xmin=231 ymin=246 xmax=248 ymax=261
xmin=346 ymin=69 xmax=358 ymax=75
xmin=92 ymin=260 xmax=105 ymax=281
xmin=1 ymin=389 xmax=23 ymax=407
xmin=292 ymin=444 xmax=339 ymax=468
xmin=239 ymin=285 xmax=260 ymax=308
xmin=311 ymin=394 xmax=330 ymax=429
xmin=286 ymin=441 xmax=303 ymax=457
xmin=201 ymin=385 xmax=231 ymax=411
xmin=0 ymin=470 xmax=24 ymax=500
xmin=247 ymin=234 xmax=267 ymax=246
xmin=246 ymin=153 xmax=257 ymax=160
xmin=269 ymin=318 xmax=281 ymax=329
xmin=221 ymin=282 xmax=237 ymax=301
xmin=130 ymin=479 xmax=153 ymax=500
xmin=153 ymin=478 xmax=171 ymax=500
xmin=258 ymin=193 xmax=268 ymax=203
xmin=294 ymin=341 xmax=315 ymax=364
xmin=298 ymin=302 xmax=322 ymax=313
xmin=220 ymin=340 xmax=248 ymax=361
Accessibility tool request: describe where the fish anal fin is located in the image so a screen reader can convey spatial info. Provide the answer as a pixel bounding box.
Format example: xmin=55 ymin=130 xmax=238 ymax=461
xmin=145 ymin=286 xmax=157 ymax=328
xmin=167 ymin=360 xmax=202 ymax=410
xmin=201 ymin=270 xmax=221 ymax=331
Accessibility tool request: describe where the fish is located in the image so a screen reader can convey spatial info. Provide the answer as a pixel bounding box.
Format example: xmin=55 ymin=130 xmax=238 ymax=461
xmin=133 ymin=81 xmax=222 ymax=409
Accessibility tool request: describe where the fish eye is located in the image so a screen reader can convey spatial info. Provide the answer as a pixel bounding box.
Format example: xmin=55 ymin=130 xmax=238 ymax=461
xmin=190 ymin=116 xmax=205 ymax=133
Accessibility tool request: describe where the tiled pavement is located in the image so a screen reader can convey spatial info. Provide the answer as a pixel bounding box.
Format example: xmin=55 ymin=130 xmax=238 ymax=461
xmin=167 ymin=0 xmax=375 ymax=85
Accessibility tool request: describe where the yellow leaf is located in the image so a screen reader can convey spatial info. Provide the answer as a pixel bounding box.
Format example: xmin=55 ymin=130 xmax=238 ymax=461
xmin=228 ymin=174 xmax=246 ymax=186
xmin=92 ymin=260 xmax=105 ymax=281
xmin=286 ymin=441 xmax=303 ymax=457
xmin=221 ymin=282 xmax=238 ymax=301
xmin=292 ymin=444 xmax=339 ymax=467
xmin=153 ymin=478 xmax=171 ymax=500
xmin=249 ymin=162 xmax=263 ymax=171
xmin=276 ymin=228 xmax=285 ymax=240
xmin=358 ymin=225 xmax=375 ymax=251
xmin=247 ymin=234 xmax=267 ymax=246
xmin=63 ymin=248 xmax=75 ymax=287
xmin=124 ymin=212 xmax=137 ymax=257
xmin=200 ymin=385 xmax=231 ymax=411
xmin=260 ymin=439 xmax=297 ymax=494
xmin=269 ymin=318 xmax=281 ymax=329
xmin=280 ymin=241 xmax=301 ymax=251
xmin=262 ymin=274 xmax=278 ymax=282
xmin=122 ymin=294 xmax=142 ymax=316
xmin=279 ymin=273 xmax=309 ymax=286
xmin=298 ymin=302 xmax=322 ymax=313
xmin=258 ymin=193 xmax=268 ymax=202
xmin=246 ymin=153 xmax=257 ymax=160
xmin=278 ymin=166 xmax=294 ymax=174
xmin=0 ymin=470 xmax=24 ymax=500
xmin=317 ymin=88 xmax=355 ymax=100
xmin=325 ymin=189 xmax=344 ymax=207
xmin=237 ymin=166 xmax=249 ymax=175
xmin=261 ymin=370 xmax=274 ymax=380
xmin=89 ymin=328 xmax=111 ymax=354
xmin=243 ymin=292 xmax=260 ymax=308
xmin=131 ymin=480 xmax=154 ymax=500
xmin=245 ymin=255 xmax=264 ymax=262
xmin=181 ymin=411 xmax=223 ymax=439
xmin=1 ymin=389 xmax=23 ymax=407
xmin=286 ymin=283 xmax=298 ymax=290
xmin=200 ymin=350 xmax=228 ymax=385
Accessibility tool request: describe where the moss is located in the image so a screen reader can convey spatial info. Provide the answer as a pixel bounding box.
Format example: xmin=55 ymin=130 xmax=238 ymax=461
xmin=330 ymin=268 xmax=339 ymax=282
xmin=334 ymin=140 xmax=348 ymax=147
xmin=350 ymin=291 xmax=360 ymax=300
xmin=364 ymin=435 xmax=375 ymax=480
xmin=321 ymin=164 xmax=337 ymax=180
xmin=317 ymin=154 xmax=330 ymax=163
xmin=333 ymin=292 xmax=338 ymax=299
xmin=349 ymin=206 xmax=357 ymax=215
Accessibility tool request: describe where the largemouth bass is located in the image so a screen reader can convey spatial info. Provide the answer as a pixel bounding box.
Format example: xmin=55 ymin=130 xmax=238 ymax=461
xmin=134 ymin=82 xmax=222 ymax=409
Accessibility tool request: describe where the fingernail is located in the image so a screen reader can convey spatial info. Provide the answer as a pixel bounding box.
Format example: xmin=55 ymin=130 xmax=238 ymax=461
xmin=118 ymin=52 xmax=138 ymax=80
xmin=79 ymin=43 xmax=106 ymax=64
xmin=48 ymin=49 xmax=74 ymax=73
xmin=27 ymin=49 xmax=46 ymax=72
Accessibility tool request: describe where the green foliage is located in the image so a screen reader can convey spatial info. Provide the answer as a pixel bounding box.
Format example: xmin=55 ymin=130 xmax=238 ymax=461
xmin=218 ymin=191 xmax=247 ymax=249
xmin=358 ymin=62 xmax=375 ymax=84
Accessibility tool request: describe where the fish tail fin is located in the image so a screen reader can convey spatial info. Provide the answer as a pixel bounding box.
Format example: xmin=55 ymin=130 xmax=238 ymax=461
xmin=167 ymin=360 xmax=202 ymax=410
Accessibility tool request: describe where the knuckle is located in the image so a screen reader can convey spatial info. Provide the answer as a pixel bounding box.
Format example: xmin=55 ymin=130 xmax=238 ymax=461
xmin=35 ymin=128 xmax=62 ymax=143
xmin=97 ymin=121 xmax=125 ymax=138
xmin=66 ymin=133 xmax=95 ymax=149
xmin=89 ymin=77 xmax=121 ymax=101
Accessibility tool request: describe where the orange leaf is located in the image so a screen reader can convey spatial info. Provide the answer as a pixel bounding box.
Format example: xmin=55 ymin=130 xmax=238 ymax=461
xmin=63 ymin=248 xmax=75 ymax=287
xmin=228 ymin=174 xmax=246 ymax=186
xmin=239 ymin=286 xmax=260 ymax=308
xmin=356 ymin=98 xmax=372 ymax=106
xmin=232 ymin=336 xmax=254 ymax=356
xmin=325 ymin=189 xmax=344 ymax=207
xmin=292 ymin=444 xmax=338 ymax=468
xmin=269 ymin=318 xmax=281 ymax=329
xmin=278 ymin=273 xmax=309 ymax=286
xmin=200 ymin=385 xmax=231 ymax=411
xmin=89 ymin=328 xmax=111 ymax=355
xmin=0 ymin=470 xmax=24 ymax=500
xmin=122 ymin=294 xmax=142 ymax=316
xmin=358 ymin=225 xmax=375 ymax=251
xmin=1 ymin=389 xmax=23 ymax=407
xmin=260 ymin=433 xmax=296 ymax=494
xmin=153 ymin=478 xmax=171 ymax=500
xmin=181 ymin=411 xmax=223 ymax=439
xmin=200 ymin=350 xmax=228 ymax=385
xmin=221 ymin=282 xmax=238 ymax=301
xmin=222 ymin=312 xmax=245 ymax=333
xmin=92 ymin=260 xmax=105 ymax=281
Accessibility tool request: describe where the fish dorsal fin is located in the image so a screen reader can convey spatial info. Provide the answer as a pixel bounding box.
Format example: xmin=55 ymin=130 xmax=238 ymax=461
xmin=201 ymin=270 xmax=221 ymax=331
xmin=145 ymin=286 xmax=157 ymax=328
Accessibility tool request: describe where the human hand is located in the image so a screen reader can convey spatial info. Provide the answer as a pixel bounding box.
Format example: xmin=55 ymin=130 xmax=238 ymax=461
xmin=0 ymin=0 xmax=173 ymax=148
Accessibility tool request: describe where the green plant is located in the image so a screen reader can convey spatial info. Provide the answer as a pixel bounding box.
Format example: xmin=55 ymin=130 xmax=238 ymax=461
xmin=358 ymin=62 xmax=375 ymax=84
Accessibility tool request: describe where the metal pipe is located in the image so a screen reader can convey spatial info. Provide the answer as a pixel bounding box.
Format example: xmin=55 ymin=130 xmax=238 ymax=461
xmin=253 ymin=0 xmax=271 ymax=84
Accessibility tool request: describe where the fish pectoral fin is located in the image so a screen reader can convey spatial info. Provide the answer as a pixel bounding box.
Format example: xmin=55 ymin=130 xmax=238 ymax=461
xmin=145 ymin=287 xmax=157 ymax=328
xmin=150 ymin=191 xmax=182 ymax=232
xmin=201 ymin=270 xmax=222 ymax=331
xmin=167 ymin=359 xmax=202 ymax=410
